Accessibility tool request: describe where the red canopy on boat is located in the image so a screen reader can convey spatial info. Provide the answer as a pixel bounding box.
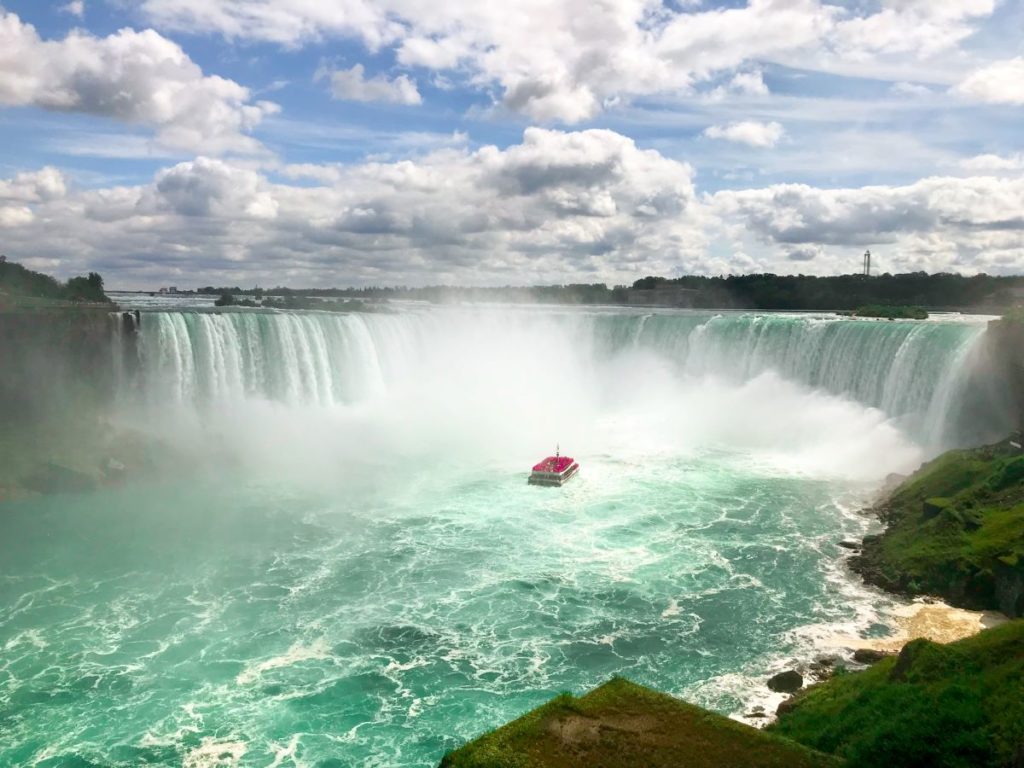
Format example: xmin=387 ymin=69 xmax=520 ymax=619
xmin=532 ymin=456 xmax=575 ymax=473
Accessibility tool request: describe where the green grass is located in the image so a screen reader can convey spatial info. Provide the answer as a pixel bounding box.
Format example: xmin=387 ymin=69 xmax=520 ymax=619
xmin=439 ymin=678 xmax=839 ymax=768
xmin=771 ymin=620 xmax=1024 ymax=768
xmin=852 ymin=442 xmax=1024 ymax=615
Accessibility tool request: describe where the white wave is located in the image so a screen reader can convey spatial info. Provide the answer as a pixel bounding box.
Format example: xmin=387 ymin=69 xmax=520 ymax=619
xmin=182 ymin=738 xmax=248 ymax=768
xmin=236 ymin=638 xmax=332 ymax=685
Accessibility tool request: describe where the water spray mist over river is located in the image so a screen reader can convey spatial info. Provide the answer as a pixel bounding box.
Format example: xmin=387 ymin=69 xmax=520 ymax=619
xmin=0 ymin=306 xmax=1006 ymax=767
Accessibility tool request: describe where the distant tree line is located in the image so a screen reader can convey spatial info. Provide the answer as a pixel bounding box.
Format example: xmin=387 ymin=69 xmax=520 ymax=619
xmin=630 ymin=272 xmax=1024 ymax=310
xmin=0 ymin=256 xmax=110 ymax=304
xmin=197 ymin=272 xmax=1023 ymax=311
xmin=198 ymin=283 xmax=630 ymax=305
xmin=850 ymin=305 xmax=930 ymax=320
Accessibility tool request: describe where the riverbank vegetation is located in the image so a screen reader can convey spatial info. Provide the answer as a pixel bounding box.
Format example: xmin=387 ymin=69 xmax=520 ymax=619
xmin=0 ymin=256 xmax=110 ymax=305
xmin=852 ymin=441 xmax=1024 ymax=617
xmin=770 ymin=620 xmax=1024 ymax=768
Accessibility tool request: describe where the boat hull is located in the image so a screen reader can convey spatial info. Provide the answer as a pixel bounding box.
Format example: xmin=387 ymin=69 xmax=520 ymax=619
xmin=528 ymin=463 xmax=579 ymax=487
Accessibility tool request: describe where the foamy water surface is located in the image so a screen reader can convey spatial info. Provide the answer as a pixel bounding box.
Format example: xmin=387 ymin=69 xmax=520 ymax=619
xmin=1 ymin=305 xmax=1005 ymax=766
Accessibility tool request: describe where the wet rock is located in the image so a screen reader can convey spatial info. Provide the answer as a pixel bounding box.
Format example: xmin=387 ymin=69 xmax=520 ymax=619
xmin=767 ymin=670 xmax=803 ymax=693
xmin=838 ymin=540 xmax=861 ymax=551
xmin=889 ymin=638 xmax=930 ymax=682
xmin=776 ymin=697 xmax=799 ymax=717
xmin=852 ymin=648 xmax=893 ymax=665
xmin=923 ymin=497 xmax=951 ymax=519
xmin=744 ymin=706 xmax=767 ymax=719
xmin=994 ymin=560 xmax=1024 ymax=618
xmin=807 ymin=655 xmax=840 ymax=681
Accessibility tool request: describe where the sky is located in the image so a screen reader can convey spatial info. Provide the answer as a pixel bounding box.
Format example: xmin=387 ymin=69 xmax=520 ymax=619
xmin=0 ymin=0 xmax=1022 ymax=289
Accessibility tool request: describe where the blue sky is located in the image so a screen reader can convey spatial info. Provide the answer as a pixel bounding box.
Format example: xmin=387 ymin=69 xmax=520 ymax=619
xmin=0 ymin=0 xmax=1022 ymax=287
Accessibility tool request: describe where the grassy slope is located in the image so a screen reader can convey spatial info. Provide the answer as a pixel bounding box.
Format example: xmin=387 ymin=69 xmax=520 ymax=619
xmin=771 ymin=620 xmax=1024 ymax=768
xmin=439 ymin=678 xmax=839 ymax=768
xmin=851 ymin=442 xmax=1024 ymax=615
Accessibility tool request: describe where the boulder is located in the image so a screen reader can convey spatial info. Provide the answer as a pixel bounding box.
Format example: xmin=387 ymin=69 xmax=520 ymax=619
xmin=994 ymin=559 xmax=1024 ymax=618
xmin=807 ymin=656 xmax=840 ymax=681
xmin=889 ymin=638 xmax=929 ymax=682
xmin=767 ymin=670 xmax=803 ymax=693
xmin=852 ymin=648 xmax=893 ymax=665
xmin=776 ymin=697 xmax=799 ymax=717
xmin=838 ymin=540 xmax=861 ymax=551
xmin=922 ymin=497 xmax=951 ymax=519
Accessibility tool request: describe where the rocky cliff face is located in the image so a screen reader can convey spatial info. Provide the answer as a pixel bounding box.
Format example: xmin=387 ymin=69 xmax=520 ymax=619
xmin=986 ymin=316 xmax=1024 ymax=435
xmin=0 ymin=307 xmax=124 ymax=500
xmin=0 ymin=307 xmax=120 ymax=417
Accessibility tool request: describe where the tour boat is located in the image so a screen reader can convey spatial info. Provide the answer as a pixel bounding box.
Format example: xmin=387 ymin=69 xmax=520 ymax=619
xmin=528 ymin=449 xmax=579 ymax=487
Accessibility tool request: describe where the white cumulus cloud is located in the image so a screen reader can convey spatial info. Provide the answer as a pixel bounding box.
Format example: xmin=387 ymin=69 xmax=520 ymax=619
xmin=0 ymin=10 xmax=277 ymax=154
xmin=704 ymin=120 xmax=785 ymax=148
xmin=0 ymin=129 xmax=709 ymax=286
xmin=960 ymin=153 xmax=1024 ymax=172
xmin=3 ymin=131 xmax=1023 ymax=285
xmin=0 ymin=167 xmax=66 ymax=230
xmin=711 ymin=175 xmax=1024 ymax=273
xmin=137 ymin=0 xmax=1001 ymax=123
xmin=323 ymin=64 xmax=421 ymax=105
xmin=954 ymin=58 xmax=1024 ymax=105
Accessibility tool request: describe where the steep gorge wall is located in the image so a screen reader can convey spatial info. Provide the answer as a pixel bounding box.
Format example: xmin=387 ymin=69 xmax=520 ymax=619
xmin=0 ymin=308 xmax=123 ymax=420
xmin=0 ymin=308 xmax=142 ymax=499
xmin=985 ymin=317 xmax=1024 ymax=435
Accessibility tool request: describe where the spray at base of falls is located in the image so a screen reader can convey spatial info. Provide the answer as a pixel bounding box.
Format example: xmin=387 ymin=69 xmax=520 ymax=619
xmin=1 ymin=306 xmax=1014 ymax=768
xmin=123 ymin=307 xmax=1002 ymax=460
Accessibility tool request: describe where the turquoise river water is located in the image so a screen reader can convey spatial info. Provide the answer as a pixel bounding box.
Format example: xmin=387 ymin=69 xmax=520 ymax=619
xmin=0 ymin=306 xmax=1008 ymax=767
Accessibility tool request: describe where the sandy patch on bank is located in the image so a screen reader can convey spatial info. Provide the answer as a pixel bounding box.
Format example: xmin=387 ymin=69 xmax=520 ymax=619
xmin=828 ymin=598 xmax=1007 ymax=653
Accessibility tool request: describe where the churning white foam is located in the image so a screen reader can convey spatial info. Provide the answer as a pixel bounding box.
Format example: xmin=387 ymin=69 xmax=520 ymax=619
xmin=236 ymin=638 xmax=332 ymax=686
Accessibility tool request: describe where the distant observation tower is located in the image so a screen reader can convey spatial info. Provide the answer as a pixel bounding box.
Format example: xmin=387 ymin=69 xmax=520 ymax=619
xmin=862 ymin=249 xmax=872 ymax=276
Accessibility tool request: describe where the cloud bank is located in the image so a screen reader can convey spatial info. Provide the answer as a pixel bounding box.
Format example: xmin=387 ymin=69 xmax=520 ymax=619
xmin=136 ymin=0 xmax=1000 ymax=121
xmin=2 ymin=129 xmax=1021 ymax=287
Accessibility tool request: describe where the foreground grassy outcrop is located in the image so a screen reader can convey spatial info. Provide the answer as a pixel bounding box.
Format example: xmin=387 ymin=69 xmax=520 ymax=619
xmin=771 ymin=620 xmax=1024 ymax=767
xmin=439 ymin=678 xmax=838 ymax=768
xmin=851 ymin=441 xmax=1024 ymax=617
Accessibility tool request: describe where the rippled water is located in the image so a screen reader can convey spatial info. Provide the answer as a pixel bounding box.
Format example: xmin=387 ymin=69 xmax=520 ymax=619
xmin=2 ymin=453 xmax=888 ymax=767
xmin=0 ymin=307 xmax=1002 ymax=767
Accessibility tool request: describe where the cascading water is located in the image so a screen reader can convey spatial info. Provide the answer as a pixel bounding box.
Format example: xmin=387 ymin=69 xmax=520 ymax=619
xmin=1 ymin=305 xmax=1008 ymax=768
xmin=128 ymin=307 xmax=991 ymax=449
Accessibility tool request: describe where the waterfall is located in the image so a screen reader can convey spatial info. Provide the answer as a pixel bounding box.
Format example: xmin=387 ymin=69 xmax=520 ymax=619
xmin=122 ymin=308 xmax=997 ymax=449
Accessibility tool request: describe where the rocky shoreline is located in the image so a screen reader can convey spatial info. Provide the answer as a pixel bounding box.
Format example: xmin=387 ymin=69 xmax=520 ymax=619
xmin=849 ymin=440 xmax=1024 ymax=618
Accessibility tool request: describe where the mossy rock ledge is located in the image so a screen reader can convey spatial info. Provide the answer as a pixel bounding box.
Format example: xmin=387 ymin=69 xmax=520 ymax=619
xmin=439 ymin=677 xmax=839 ymax=768
xmin=850 ymin=441 xmax=1024 ymax=617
